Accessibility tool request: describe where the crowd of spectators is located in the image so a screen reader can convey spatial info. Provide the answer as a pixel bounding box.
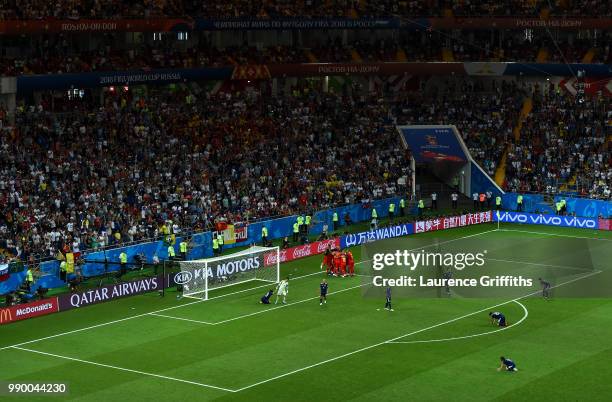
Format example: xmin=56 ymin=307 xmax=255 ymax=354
xmin=0 ymin=37 xmax=308 ymax=76
xmin=0 ymin=85 xmax=410 ymax=262
xmin=1 ymin=0 xmax=611 ymax=19
xmin=2 ymin=30 xmax=609 ymax=76
xmin=0 ymin=76 xmax=609 ymax=264
xmin=387 ymin=78 xmax=610 ymax=197
xmin=392 ymin=80 xmax=612 ymax=199
xmin=389 ymin=79 xmax=525 ymax=178
xmin=445 ymin=0 xmax=611 ymax=18
xmin=505 ymin=88 xmax=611 ymax=197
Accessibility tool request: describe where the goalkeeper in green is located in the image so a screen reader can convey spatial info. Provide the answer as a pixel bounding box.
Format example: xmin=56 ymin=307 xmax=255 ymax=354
xmin=275 ymin=278 xmax=289 ymax=304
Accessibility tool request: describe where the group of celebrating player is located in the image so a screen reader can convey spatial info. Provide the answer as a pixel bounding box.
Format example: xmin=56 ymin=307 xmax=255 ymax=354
xmin=320 ymin=247 xmax=355 ymax=277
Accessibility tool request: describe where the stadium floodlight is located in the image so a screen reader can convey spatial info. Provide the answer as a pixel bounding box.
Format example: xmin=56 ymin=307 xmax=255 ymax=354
xmin=178 ymin=246 xmax=280 ymax=300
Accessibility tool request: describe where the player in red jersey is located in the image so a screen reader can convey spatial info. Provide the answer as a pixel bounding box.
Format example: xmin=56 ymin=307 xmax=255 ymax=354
xmin=346 ymin=250 xmax=355 ymax=276
xmin=332 ymin=251 xmax=342 ymax=276
xmin=321 ymin=248 xmax=333 ymax=275
xmin=339 ymin=252 xmax=347 ymax=277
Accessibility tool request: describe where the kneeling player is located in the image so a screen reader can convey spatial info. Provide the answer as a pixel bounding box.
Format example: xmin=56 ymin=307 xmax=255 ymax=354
xmin=320 ymin=279 xmax=328 ymax=305
xmin=260 ymin=289 xmax=273 ymax=304
xmin=489 ymin=311 xmax=507 ymax=327
xmin=497 ymin=356 xmax=518 ymax=372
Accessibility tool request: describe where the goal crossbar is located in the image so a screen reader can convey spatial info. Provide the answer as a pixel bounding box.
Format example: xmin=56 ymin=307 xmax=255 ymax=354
xmin=178 ymin=245 xmax=280 ymax=300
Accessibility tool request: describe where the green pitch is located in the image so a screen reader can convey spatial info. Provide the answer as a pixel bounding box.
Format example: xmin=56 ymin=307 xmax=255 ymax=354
xmin=1 ymin=223 xmax=612 ymax=401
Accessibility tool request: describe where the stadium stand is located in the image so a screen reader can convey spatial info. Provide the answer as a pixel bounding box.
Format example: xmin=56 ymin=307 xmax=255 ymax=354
xmin=0 ymin=0 xmax=611 ymax=19
xmin=1 ymin=29 xmax=610 ymax=76
xmin=1 ymin=79 xmax=609 ymax=264
xmin=0 ymin=87 xmax=411 ymax=261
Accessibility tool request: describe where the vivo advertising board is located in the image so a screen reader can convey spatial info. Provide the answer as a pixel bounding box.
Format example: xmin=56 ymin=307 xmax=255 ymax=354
xmin=494 ymin=211 xmax=598 ymax=229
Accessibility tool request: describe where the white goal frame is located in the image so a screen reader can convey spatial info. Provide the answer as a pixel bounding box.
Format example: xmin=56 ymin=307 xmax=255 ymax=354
xmin=179 ymin=245 xmax=280 ymax=300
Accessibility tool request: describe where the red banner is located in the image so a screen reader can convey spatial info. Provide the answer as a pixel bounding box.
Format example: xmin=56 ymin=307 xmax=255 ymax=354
xmin=1 ymin=17 xmax=608 ymax=35
xmin=0 ymin=297 xmax=59 ymax=325
xmin=429 ymin=17 xmax=612 ymax=30
xmin=231 ymin=65 xmax=271 ymax=80
xmin=267 ymin=62 xmax=464 ymax=77
xmin=559 ymin=77 xmax=612 ymax=97
xmin=264 ymin=238 xmax=340 ymax=266
xmin=599 ymin=219 xmax=611 ymax=231
xmin=415 ymin=211 xmax=493 ymax=233
xmin=0 ymin=18 xmax=192 ymax=35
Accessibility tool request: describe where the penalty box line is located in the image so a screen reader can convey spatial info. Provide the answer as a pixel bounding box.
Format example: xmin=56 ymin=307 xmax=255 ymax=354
xmin=11 ymin=270 xmax=597 ymax=395
xmin=7 ymin=229 xmax=500 ymax=394
xmin=232 ymin=269 xmax=601 ymax=392
xmin=146 ymin=228 xmax=497 ymax=325
xmin=0 ymin=227 xmax=494 ymax=353
xmin=0 ymin=269 xmax=322 ymax=353
xmin=149 ymin=282 xmax=370 ymax=326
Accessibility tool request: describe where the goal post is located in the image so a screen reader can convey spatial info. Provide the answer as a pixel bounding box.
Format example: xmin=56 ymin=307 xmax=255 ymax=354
xmin=178 ymin=245 xmax=280 ymax=300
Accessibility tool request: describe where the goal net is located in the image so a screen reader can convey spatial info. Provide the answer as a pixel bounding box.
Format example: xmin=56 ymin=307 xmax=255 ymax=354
xmin=178 ymin=245 xmax=280 ymax=300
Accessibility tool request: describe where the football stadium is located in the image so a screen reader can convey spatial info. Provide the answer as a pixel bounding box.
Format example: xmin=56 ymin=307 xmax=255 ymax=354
xmin=0 ymin=2 xmax=611 ymax=401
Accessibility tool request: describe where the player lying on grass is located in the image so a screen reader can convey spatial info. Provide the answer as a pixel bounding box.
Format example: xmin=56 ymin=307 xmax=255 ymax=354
xmin=489 ymin=311 xmax=507 ymax=327
xmin=275 ymin=277 xmax=289 ymax=304
xmin=497 ymin=356 xmax=518 ymax=372
xmin=320 ymin=279 xmax=328 ymax=305
xmin=260 ymin=289 xmax=273 ymax=304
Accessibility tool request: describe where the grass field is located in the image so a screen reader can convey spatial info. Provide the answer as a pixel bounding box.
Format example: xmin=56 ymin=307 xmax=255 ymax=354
xmin=1 ymin=222 xmax=612 ymax=401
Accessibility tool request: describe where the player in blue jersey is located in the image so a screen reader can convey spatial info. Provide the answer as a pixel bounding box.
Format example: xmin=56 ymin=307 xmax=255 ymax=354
xmin=489 ymin=311 xmax=507 ymax=327
xmin=320 ymin=279 xmax=328 ymax=305
xmin=260 ymin=289 xmax=273 ymax=304
xmin=538 ymin=277 xmax=551 ymax=299
xmin=497 ymin=356 xmax=518 ymax=372
xmin=385 ymin=286 xmax=393 ymax=311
